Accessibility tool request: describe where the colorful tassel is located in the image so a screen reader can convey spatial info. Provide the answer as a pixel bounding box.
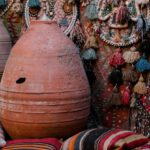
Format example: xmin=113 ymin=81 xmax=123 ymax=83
xmin=84 ymin=1 xmax=98 ymax=20
xmin=108 ymin=69 xmax=123 ymax=86
xmin=116 ymin=1 xmax=129 ymax=24
xmin=109 ymin=48 xmax=125 ymax=68
xmin=121 ymin=86 xmax=130 ymax=105
xmin=122 ymin=65 xmax=139 ymax=83
xmin=108 ymin=85 xmax=122 ymax=106
xmin=0 ymin=0 xmax=6 ymax=9
xmin=135 ymin=56 xmax=150 ymax=72
xmin=28 ymin=0 xmax=41 ymax=9
xmin=123 ymin=47 xmax=140 ymax=64
xmin=134 ymin=75 xmax=147 ymax=95
xmin=81 ymin=48 xmax=97 ymax=60
xmin=136 ymin=14 xmax=149 ymax=40
xmin=130 ymin=93 xmax=137 ymax=107
xmin=84 ymin=34 xmax=99 ymax=49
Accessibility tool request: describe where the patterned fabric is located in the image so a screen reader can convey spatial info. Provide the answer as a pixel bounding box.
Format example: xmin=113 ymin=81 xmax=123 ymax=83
xmin=61 ymin=128 xmax=150 ymax=150
xmin=3 ymin=138 xmax=61 ymax=150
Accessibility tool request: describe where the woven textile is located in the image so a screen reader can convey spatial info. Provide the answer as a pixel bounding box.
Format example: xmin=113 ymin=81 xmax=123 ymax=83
xmin=61 ymin=128 xmax=149 ymax=150
xmin=2 ymin=138 xmax=61 ymax=150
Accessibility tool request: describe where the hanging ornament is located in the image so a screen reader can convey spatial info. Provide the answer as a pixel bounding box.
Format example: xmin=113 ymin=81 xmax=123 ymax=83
xmin=83 ymin=33 xmax=99 ymax=49
xmin=108 ymin=85 xmax=122 ymax=106
xmin=84 ymin=0 xmax=98 ymax=20
xmin=81 ymin=48 xmax=97 ymax=60
xmin=130 ymin=93 xmax=137 ymax=108
xmin=108 ymin=69 xmax=123 ymax=86
xmin=134 ymin=75 xmax=147 ymax=95
xmin=28 ymin=0 xmax=41 ymax=9
xmin=123 ymin=47 xmax=140 ymax=64
xmin=122 ymin=65 xmax=139 ymax=83
xmin=0 ymin=0 xmax=6 ymax=9
xmin=136 ymin=14 xmax=149 ymax=40
xmin=121 ymin=86 xmax=130 ymax=105
xmin=109 ymin=48 xmax=125 ymax=68
xmin=116 ymin=1 xmax=129 ymax=24
xmin=81 ymin=32 xmax=99 ymax=60
xmin=135 ymin=56 xmax=150 ymax=72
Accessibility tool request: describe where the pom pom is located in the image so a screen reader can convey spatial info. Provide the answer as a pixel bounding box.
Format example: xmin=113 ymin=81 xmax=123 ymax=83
xmin=108 ymin=69 xmax=123 ymax=86
xmin=81 ymin=48 xmax=97 ymax=60
xmin=108 ymin=86 xmax=122 ymax=106
xmin=134 ymin=75 xmax=147 ymax=95
xmin=123 ymin=47 xmax=140 ymax=63
xmin=28 ymin=0 xmax=41 ymax=9
xmin=109 ymin=48 xmax=125 ymax=68
xmin=121 ymin=86 xmax=130 ymax=105
xmin=0 ymin=0 xmax=6 ymax=9
xmin=122 ymin=65 xmax=139 ymax=83
xmin=135 ymin=56 xmax=150 ymax=72
xmin=84 ymin=1 xmax=98 ymax=20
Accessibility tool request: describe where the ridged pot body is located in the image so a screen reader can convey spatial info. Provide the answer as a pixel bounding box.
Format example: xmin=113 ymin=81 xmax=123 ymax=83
xmin=0 ymin=19 xmax=12 ymax=79
xmin=0 ymin=21 xmax=90 ymax=139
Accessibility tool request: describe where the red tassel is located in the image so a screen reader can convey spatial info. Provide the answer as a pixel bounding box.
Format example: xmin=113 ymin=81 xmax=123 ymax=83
xmin=121 ymin=86 xmax=130 ymax=105
xmin=109 ymin=48 xmax=125 ymax=67
xmin=116 ymin=2 xmax=129 ymax=24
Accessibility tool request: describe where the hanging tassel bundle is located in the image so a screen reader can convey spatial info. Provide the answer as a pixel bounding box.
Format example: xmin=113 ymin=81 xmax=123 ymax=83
xmin=84 ymin=33 xmax=99 ymax=49
xmin=109 ymin=48 xmax=125 ymax=68
xmin=130 ymin=93 xmax=137 ymax=107
xmin=28 ymin=0 xmax=41 ymax=9
xmin=84 ymin=1 xmax=98 ymax=20
xmin=81 ymin=48 xmax=97 ymax=60
xmin=108 ymin=85 xmax=122 ymax=106
xmin=135 ymin=56 xmax=150 ymax=72
xmin=123 ymin=47 xmax=140 ymax=64
xmin=121 ymin=86 xmax=130 ymax=105
xmin=108 ymin=69 xmax=123 ymax=86
xmin=136 ymin=14 xmax=149 ymax=40
xmin=0 ymin=0 xmax=6 ymax=9
xmin=82 ymin=33 xmax=99 ymax=60
xmin=134 ymin=75 xmax=147 ymax=95
xmin=115 ymin=1 xmax=129 ymax=24
xmin=122 ymin=65 xmax=139 ymax=83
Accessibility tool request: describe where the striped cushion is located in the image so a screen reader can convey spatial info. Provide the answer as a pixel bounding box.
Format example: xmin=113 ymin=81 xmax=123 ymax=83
xmin=61 ymin=128 xmax=149 ymax=150
xmin=3 ymin=138 xmax=61 ymax=150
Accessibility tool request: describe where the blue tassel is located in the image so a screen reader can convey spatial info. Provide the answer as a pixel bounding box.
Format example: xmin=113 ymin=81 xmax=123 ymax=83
xmin=82 ymin=48 xmax=97 ymax=60
xmin=28 ymin=0 xmax=40 ymax=8
xmin=0 ymin=0 xmax=6 ymax=9
xmin=84 ymin=1 xmax=98 ymax=20
xmin=135 ymin=57 xmax=150 ymax=72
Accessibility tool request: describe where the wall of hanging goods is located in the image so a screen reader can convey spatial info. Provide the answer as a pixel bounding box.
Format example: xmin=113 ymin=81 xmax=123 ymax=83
xmin=0 ymin=0 xmax=150 ymax=137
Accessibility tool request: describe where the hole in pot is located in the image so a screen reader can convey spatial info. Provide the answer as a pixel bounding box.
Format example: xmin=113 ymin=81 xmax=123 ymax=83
xmin=16 ymin=77 xmax=26 ymax=84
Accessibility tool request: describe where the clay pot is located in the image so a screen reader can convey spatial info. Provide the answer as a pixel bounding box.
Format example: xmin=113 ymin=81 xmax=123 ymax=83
xmin=0 ymin=19 xmax=12 ymax=79
xmin=0 ymin=20 xmax=90 ymax=139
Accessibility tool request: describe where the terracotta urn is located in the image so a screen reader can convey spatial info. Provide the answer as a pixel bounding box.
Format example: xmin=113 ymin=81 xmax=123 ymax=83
xmin=0 ymin=20 xmax=90 ymax=139
xmin=0 ymin=19 xmax=12 ymax=79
